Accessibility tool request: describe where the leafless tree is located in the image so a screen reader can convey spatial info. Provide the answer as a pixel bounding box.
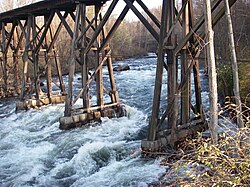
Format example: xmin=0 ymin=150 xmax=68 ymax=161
xmin=204 ymin=0 xmax=218 ymax=144
xmin=0 ymin=0 xmax=13 ymax=12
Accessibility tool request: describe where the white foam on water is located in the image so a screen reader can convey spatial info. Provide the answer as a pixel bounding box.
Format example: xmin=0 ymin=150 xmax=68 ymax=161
xmin=0 ymin=104 xmax=64 ymax=186
xmin=0 ymin=142 xmax=55 ymax=186
xmin=0 ymin=55 xmax=209 ymax=186
xmin=71 ymin=157 xmax=164 ymax=187
xmin=0 ymin=102 xmax=165 ymax=187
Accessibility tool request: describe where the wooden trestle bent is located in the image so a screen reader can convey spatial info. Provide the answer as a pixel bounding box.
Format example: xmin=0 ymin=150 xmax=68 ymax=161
xmin=141 ymin=0 xmax=238 ymax=151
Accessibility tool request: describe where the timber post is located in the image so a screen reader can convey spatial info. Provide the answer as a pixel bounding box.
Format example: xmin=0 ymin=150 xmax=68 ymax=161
xmin=80 ymin=4 xmax=90 ymax=113
xmin=95 ymin=5 xmax=104 ymax=109
xmin=12 ymin=26 xmax=20 ymax=95
xmin=193 ymin=52 xmax=203 ymax=116
xmin=147 ymin=0 xmax=168 ymax=146
xmin=31 ymin=15 xmax=40 ymax=100
xmin=107 ymin=49 xmax=118 ymax=103
xmin=20 ymin=16 xmax=32 ymax=100
xmin=181 ymin=0 xmax=191 ymax=125
xmin=1 ymin=22 xmax=7 ymax=95
xmin=166 ymin=0 xmax=178 ymax=143
xmin=64 ymin=4 xmax=80 ymax=117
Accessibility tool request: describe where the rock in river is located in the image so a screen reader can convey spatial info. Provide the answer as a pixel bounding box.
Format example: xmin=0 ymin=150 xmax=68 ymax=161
xmin=113 ymin=65 xmax=130 ymax=71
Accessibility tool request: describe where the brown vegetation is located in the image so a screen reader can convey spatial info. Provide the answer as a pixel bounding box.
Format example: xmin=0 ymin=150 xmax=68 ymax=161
xmin=151 ymin=105 xmax=250 ymax=186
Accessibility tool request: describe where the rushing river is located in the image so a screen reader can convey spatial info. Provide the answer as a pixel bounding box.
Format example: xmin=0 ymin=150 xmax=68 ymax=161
xmin=0 ymin=54 xmax=210 ymax=186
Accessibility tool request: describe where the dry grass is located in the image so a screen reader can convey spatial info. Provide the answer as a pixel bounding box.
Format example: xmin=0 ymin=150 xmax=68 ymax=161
xmin=155 ymin=104 xmax=250 ymax=187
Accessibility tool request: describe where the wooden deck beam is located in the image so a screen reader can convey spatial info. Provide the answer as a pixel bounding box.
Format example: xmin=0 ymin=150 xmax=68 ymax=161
xmin=0 ymin=0 xmax=110 ymax=22
xmin=1 ymin=23 xmax=8 ymax=94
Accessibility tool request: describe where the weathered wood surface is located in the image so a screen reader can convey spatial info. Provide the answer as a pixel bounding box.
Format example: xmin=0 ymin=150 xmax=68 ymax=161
xmin=142 ymin=119 xmax=208 ymax=151
xmin=148 ymin=0 xmax=168 ymax=142
xmin=0 ymin=0 xmax=110 ymax=22
xmin=16 ymin=95 xmax=66 ymax=110
xmin=60 ymin=104 xmax=126 ymax=130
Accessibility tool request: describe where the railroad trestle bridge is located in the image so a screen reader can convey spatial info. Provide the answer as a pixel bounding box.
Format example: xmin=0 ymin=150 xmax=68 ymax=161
xmin=0 ymin=0 xmax=238 ymax=151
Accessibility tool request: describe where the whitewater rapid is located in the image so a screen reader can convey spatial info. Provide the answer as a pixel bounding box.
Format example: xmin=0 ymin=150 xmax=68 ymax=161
xmin=0 ymin=55 xmax=210 ymax=186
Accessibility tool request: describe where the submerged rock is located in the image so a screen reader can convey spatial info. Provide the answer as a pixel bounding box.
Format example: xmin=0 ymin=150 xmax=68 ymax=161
xmin=40 ymin=82 xmax=45 ymax=87
xmin=113 ymin=65 xmax=130 ymax=71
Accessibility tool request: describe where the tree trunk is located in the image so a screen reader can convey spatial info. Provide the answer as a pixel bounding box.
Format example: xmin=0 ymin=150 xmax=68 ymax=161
xmin=224 ymin=0 xmax=244 ymax=128
xmin=204 ymin=0 xmax=218 ymax=144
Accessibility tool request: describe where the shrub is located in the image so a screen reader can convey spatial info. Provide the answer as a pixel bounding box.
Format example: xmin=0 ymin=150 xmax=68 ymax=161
xmin=158 ymin=104 xmax=250 ymax=186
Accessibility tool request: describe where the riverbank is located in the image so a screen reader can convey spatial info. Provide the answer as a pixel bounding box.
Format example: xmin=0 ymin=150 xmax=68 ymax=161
xmin=151 ymin=124 xmax=250 ymax=186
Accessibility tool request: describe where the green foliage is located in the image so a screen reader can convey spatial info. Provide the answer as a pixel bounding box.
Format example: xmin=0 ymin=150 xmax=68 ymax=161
xmin=217 ymin=61 xmax=234 ymax=99
xmin=216 ymin=60 xmax=250 ymax=107
xmin=214 ymin=0 xmax=250 ymax=104
xmin=238 ymin=63 xmax=250 ymax=106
